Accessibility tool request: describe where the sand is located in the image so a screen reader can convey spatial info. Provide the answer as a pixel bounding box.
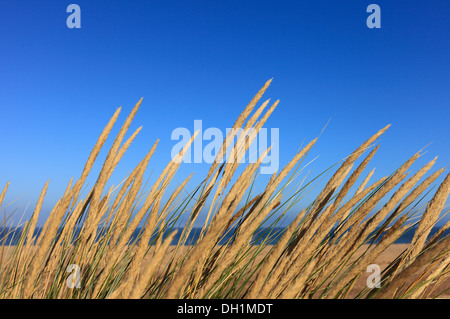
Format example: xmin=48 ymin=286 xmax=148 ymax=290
xmin=1 ymin=244 xmax=448 ymax=298
xmin=141 ymin=243 xmax=449 ymax=298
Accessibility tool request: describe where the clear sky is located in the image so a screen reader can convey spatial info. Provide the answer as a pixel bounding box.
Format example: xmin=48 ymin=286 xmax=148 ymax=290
xmin=1 ymin=1 xmax=449 ymax=225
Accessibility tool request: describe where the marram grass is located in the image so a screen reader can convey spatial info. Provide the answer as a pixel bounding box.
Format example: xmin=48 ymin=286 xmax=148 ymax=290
xmin=0 ymin=79 xmax=449 ymax=299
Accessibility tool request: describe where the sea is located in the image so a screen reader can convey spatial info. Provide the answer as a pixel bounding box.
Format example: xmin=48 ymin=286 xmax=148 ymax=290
xmin=0 ymin=226 xmax=448 ymax=246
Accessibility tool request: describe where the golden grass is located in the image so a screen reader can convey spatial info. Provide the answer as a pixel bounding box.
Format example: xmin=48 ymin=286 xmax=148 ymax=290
xmin=0 ymin=80 xmax=449 ymax=299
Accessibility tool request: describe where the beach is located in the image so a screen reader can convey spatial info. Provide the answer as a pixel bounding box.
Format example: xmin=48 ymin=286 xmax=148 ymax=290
xmin=144 ymin=243 xmax=449 ymax=299
xmin=1 ymin=243 xmax=448 ymax=298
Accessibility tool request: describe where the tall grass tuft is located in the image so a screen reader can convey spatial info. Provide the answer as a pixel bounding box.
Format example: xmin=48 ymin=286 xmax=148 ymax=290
xmin=1 ymin=80 xmax=449 ymax=299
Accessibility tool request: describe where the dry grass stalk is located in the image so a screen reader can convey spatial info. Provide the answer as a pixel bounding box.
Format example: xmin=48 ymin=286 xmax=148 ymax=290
xmin=376 ymin=235 xmax=450 ymax=298
xmin=257 ymin=176 xmax=386 ymax=298
xmin=203 ymin=99 xmax=279 ymax=236
xmin=0 ymin=182 xmax=9 ymax=208
xmin=305 ymin=125 xmax=390 ymax=228
xmin=25 ymin=181 xmax=49 ymax=250
xmin=199 ymin=81 xmax=273 ymax=229
xmin=324 ymin=221 xmax=411 ymax=298
xmin=1 ymin=80 xmax=449 ymax=300
xmin=279 ymin=258 xmax=318 ymax=299
xmin=356 ymin=168 xmax=375 ymax=196
xmin=199 ymin=194 xmax=282 ymax=297
xmin=408 ymin=250 xmax=450 ymax=298
xmin=246 ymin=209 xmax=307 ymax=299
xmin=165 ymin=147 xmax=272 ymax=298
xmin=128 ymin=230 xmax=179 ymax=299
xmin=346 ymin=154 xmax=430 ymax=249
xmin=91 ymin=131 xmax=198 ymax=298
xmin=408 ymin=173 xmax=450 ymax=260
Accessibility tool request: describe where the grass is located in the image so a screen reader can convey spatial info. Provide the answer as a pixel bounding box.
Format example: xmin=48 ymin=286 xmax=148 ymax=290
xmin=0 ymin=79 xmax=449 ymax=299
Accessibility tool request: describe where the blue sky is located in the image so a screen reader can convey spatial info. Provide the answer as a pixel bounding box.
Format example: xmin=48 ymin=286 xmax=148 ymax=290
xmin=0 ymin=1 xmax=449 ymax=225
